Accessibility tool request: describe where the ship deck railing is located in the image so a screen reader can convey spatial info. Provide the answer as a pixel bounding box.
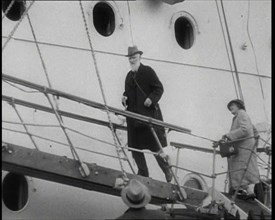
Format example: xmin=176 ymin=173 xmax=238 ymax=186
xmin=2 ymin=73 xmax=272 ymax=217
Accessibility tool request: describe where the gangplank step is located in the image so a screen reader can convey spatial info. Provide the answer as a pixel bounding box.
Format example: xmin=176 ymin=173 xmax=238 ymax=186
xmin=222 ymin=193 xmax=271 ymax=219
xmin=210 ymin=188 xmax=271 ymax=220
xmin=2 ymin=143 xmax=208 ymax=206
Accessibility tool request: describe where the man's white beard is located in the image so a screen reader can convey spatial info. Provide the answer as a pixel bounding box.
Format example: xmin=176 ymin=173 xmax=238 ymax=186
xmin=130 ymin=61 xmax=140 ymax=72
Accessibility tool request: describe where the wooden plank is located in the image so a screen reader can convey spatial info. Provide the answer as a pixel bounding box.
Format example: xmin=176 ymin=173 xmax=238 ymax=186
xmin=2 ymin=143 xmax=207 ymax=206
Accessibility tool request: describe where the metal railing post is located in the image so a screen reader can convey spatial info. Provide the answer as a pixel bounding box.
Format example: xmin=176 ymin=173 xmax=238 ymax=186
xmin=211 ymin=142 xmax=218 ymax=201
xmin=149 ymin=124 xmax=187 ymax=201
xmin=171 ymin=147 xmax=181 ymax=211
xmin=264 ymin=154 xmax=271 ymax=206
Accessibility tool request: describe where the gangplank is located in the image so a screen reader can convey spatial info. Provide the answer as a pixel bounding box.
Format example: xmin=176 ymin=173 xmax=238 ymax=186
xmin=210 ymin=188 xmax=271 ymax=220
xmin=2 ymin=143 xmax=208 ymax=206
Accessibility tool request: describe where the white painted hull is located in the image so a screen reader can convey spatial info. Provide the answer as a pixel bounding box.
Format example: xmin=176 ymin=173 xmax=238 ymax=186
xmin=2 ymin=1 xmax=271 ymax=219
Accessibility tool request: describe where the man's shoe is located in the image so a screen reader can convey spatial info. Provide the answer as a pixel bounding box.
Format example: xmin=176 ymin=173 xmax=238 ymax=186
xmin=236 ymin=190 xmax=256 ymax=200
xmin=165 ymin=170 xmax=173 ymax=183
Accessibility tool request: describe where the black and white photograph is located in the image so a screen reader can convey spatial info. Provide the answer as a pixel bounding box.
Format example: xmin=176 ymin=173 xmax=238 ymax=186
xmin=2 ymin=0 xmax=271 ymax=219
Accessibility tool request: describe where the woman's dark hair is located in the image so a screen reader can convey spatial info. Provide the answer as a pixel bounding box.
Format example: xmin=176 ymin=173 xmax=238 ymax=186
xmin=227 ymin=99 xmax=246 ymax=111
xmin=235 ymin=102 xmax=245 ymax=110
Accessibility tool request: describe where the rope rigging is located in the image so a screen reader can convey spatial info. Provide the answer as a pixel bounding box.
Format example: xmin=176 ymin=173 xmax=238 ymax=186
xmin=26 ymin=13 xmax=62 ymax=113
xmin=2 ymin=0 xmax=16 ymax=21
xmin=127 ymin=0 xmax=134 ymax=45
xmin=219 ymin=0 xmax=244 ymax=102
xmin=2 ymin=0 xmax=35 ymax=52
xmin=16 ymin=5 xmax=90 ymax=177
xmin=1 ymin=35 xmax=271 ymax=79
xmin=214 ymin=0 xmax=239 ymax=99
xmin=79 ymin=0 xmax=128 ymax=180
xmin=246 ymin=0 xmax=270 ymax=123
xmin=9 ymin=101 xmax=40 ymax=150
xmin=3 ymin=79 xmax=40 ymax=93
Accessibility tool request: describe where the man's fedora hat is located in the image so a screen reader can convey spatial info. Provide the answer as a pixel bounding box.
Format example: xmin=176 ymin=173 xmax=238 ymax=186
xmin=227 ymin=99 xmax=246 ymax=111
xmin=125 ymin=46 xmax=143 ymax=57
xmin=121 ymin=179 xmax=151 ymax=208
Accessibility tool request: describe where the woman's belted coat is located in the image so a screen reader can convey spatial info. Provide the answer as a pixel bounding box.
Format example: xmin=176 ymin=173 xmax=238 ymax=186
xmin=226 ymin=109 xmax=260 ymax=189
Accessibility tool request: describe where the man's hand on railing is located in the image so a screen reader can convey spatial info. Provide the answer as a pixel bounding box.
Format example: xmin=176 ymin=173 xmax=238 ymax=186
xmin=121 ymin=96 xmax=128 ymax=108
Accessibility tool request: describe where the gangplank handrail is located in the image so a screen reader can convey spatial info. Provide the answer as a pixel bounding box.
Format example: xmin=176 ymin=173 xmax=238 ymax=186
xmin=2 ymin=95 xmax=127 ymax=131
xmin=2 ymin=73 xmax=191 ymax=134
xmin=171 ymin=142 xmax=220 ymax=154
xmin=171 ymin=141 xmax=270 ymax=154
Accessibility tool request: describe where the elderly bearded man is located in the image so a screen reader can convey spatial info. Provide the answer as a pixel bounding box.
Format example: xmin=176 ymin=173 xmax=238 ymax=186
xmin=122 ymin=46 xmax=172 ymax=182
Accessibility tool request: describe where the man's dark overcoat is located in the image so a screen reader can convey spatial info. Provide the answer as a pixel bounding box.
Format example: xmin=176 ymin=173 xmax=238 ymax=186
xmin=123 ymin=63 xmax=167 ymax=152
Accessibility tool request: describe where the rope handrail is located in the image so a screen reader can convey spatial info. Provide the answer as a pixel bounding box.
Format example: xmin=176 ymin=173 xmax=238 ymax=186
xmin=171 ymin=140 xmax=271 ymax=155
xmin=3 ymin=79 xmax=40 ymax=93
xmin=2 ymin=126 xmax=159 ymax=157
xmin=9 ymin=102 xmax=40 ymax=150
xmin=2 ymin=95 xmax=127 ymax=131
xmin=2 ymin=73 xmax=192 ymax=134
xmin=2 ymin=134 xmax=126 ymax=161
xmin=3 ymin=119 xmax=271 ymax=195
xmin=3 ymin=94 xmax=271 ymax=187
xmin=2 ymin=1 xmax=35 ymax=52
xmin=2 ymin=120 xmax=60 ymax=128
xmin=1 ymin=36 xmax=271 ymax=79
xmin=2 ymin=0 xmax=16 ymax=21
xmin=217 ymin=136 xmax=258 ymax=145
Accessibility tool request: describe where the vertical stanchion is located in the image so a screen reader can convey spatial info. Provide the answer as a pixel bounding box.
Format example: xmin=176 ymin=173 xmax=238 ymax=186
xmin=264 ymin=154 xmax=271 ymax=206
xmin=211 ymin=142 xmax=218 ymax=201
xmin=149 ymin=124 xmax=187 ymax=201
xmin=171 ymin=147 xmax=181 ymax=211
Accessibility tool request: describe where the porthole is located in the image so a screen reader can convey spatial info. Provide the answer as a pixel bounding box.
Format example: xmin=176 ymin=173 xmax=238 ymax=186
xmin=174 ymin=16 xmax=194 ymax=49
xmin=2 ymin=0 xmax=26 ymax=21
xmin=93 ymin=2 xmax=115 ymax=37
xmin=2 ymin=173 xmax=29 ymax=211
xmin=184 ymin=178 xmax=203 ymax=190
xmin=181 ymin=173 xmax=208 ymax=192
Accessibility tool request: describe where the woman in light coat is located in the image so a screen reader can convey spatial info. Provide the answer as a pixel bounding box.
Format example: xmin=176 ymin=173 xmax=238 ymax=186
xmin=223 ymin=99 xmax=260 ymax=199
